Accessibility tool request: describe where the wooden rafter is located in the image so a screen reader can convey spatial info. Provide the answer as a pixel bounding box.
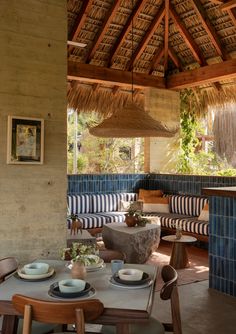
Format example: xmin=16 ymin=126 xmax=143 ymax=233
xmin=167 ymin=59 xmax=236 ymax=89
xmin=128 ymin=2 xmax=165 ymax=70
xmin=227 ymin=7 xmax=236 ymax=25
xmin=68 ymin=0 xmax=93 ymax=53
xmin=168 ymin=46 xmax=183 ymax=70
xmin=164 ymin=0 xmax=169 ymax=70
xmin=220 ymin=0 xmax=236 ymax=11
xmin=112 ymin=85 xmax=120 ymax=95
xmin=92 ymin=83 xmax=100 ymax=92
xmin=191 ymin=0 xmax=229 ymax=60
xmin=86 ymin=0 xmax=122 ymax=63
xmin=68 ymin=61 xmax=166 ymax=89
xmin=108 ymin=0 xmax=147 ymax=67
xmin=170 ymin=4 xmax=206 ymax=65
xmin=149 ymin=47 xmax=164 ymax=74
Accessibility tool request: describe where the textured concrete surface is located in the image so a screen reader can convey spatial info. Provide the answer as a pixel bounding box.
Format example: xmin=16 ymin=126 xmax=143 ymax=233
xmin=0 ymin=0 xmax=67 ymax=261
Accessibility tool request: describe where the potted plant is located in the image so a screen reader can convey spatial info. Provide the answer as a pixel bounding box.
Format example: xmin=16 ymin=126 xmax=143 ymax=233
xmin=125 ymin=206 xmax=138 ymax=227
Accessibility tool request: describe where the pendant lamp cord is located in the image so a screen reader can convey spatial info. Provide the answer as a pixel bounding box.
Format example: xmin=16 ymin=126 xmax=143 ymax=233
xmin=131 ymin=0 xmax=134 ymax=102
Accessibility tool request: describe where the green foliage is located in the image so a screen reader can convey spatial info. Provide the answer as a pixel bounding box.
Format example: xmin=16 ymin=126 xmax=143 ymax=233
xmin=67 ymin=111 xmax=144 ymax=174
xmin=177 ymin=89 xmax=236 ymax=176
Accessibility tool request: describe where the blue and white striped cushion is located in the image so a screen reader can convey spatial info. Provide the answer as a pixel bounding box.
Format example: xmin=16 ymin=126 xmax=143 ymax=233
xmin=67 ymin=212 xmax=126 ymax=229
xmin=169 ymin=195 xmax=208 ymax=217
xmin=67 ymin=194 xmax=91 ymax=214
xmin=91 ymin=193 xmax=123 ymax=213
xmin=121 ymin=193 xmax=138 ymax=202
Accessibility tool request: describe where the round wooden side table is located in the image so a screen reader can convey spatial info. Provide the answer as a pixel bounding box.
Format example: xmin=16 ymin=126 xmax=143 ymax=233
xmin=162 ymin=235 xmax=197 ymax=269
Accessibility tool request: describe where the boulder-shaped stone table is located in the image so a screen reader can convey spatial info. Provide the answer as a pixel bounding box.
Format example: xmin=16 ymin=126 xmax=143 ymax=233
xmin=102 ymin=221 xmax=161 ymax=264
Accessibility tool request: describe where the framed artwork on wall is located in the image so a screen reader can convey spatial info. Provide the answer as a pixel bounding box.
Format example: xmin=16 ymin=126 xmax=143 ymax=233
xmin=7 ymin=116 xmax=44 ymax=164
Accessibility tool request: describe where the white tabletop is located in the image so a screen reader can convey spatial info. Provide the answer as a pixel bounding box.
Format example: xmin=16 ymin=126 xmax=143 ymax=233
xmin=162 ymin=235 xmax=197 ymax=243
xmin=103 ymin=222 xmax=159 ymax=235
xmin=0 ymin=259 xmax=158 ymax=312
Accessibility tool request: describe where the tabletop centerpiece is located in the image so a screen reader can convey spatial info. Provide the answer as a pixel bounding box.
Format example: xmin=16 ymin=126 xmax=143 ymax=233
xmin=60 ymin=242 xmax=99 ymax=279
xmin=125 ymin=201 xmax=150 ymax=227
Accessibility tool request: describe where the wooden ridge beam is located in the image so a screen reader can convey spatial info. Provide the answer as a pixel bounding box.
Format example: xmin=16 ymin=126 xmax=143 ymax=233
xmin=128 ymin=3 xmax=165 ymax=70
xmin=68 ymin=61 xmax=166 ymax=89
xmin=164 ymin=0 xmax=169 ymax=70
xmin=220 ymin=0 xmax=236 ymax=11
xmin=170 ymin=4 xmax=206 ymax=65
xmin=167 ymin=59 xmax=236 ymax=89
xmin=68 ymin=0 xmax=93 ymax=52
xmin=108 ymin=0 xmax=147 ymax=67
xmin=86 ymin=0 xmax=122 ymax=62
xmin=191 ymin=0 xmax=229 ymax=60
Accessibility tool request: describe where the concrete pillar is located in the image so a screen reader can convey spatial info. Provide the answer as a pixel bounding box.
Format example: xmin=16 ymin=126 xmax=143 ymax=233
xmin=145 ymin=88 xmax=180 ymax=173
xmin=0 ymin=0 xmax=67 ymax=261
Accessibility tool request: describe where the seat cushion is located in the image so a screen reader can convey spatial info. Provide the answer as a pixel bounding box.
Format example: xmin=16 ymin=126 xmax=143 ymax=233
xmin=169 ymin=195 xmax=208 ymax=217
xmin=67 ymin=212 xmax=126 ymax=229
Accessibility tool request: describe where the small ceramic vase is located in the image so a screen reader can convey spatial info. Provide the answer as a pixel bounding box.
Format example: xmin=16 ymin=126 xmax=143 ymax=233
xmin=71 ymin=261 xmax=87 ymax=279
xmin=175 ymin=228 xmax=182 ymax=240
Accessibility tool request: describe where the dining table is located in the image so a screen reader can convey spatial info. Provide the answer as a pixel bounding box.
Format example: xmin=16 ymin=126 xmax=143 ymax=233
xmin=0 ymin=259 xmax=159 ymax=334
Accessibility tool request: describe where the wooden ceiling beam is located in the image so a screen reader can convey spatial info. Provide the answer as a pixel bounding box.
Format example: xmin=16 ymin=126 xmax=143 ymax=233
xmin=86 ymin=0 xmax=122 ymax=62
xmin=108 ymin=0 xmax=147 ymax=67
xmin=170 ymin=4 xmax=206 ymax=65
xmin=128 ymin=3 xmax=165 ymax=70
xmin=167 ymin=59 xmax=236 ymax=89
xmin=168 ymin=46 xmax=183 ymax=70
xmin=227 ymin=7 xmax=236 ymax=26
xmin=112 ymin=85 xmax=120 ymax=95
xmin=220 ymin=0 xmax=236 ymax=11
xmin=68 ymin=61 xmax=166 ymax=89
xmin=191 ymin=0 xmax=229 ymax=60
xmin=149 ymin=47 xmax=164 ymax=74
xmin=164 ymin=0 xmax=169 ymax=70
xmin=68 ymin=0 xmax=93 ymax=53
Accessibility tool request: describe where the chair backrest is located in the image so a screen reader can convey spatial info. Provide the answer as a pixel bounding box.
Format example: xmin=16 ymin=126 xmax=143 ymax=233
xmin=12 ymin=294 xmax=104 ymax=334
xmin=160 ymin=265 xmax=182 ymax=334
xmin=0 ymin=257 xmax=18 ymax=283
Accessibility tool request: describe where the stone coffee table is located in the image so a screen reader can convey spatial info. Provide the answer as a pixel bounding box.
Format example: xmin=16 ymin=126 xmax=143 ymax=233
xmin=102 ymin=221 xmax=161 ymax=264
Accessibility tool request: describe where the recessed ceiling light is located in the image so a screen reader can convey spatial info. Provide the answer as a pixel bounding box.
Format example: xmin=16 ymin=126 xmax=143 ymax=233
xmin=67 ymin=41 xmax=87 ymax=48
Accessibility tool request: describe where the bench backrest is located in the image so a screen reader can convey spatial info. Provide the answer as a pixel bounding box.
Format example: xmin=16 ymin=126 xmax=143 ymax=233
xmin=67 ymin=193 xmax=137 ymax=214
xmin=169 ymin=195 xmax=208 ymax=217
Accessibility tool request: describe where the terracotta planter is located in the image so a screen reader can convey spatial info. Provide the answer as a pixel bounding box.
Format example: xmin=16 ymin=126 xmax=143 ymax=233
xmin=125 ymin=215 xmax=137 ymax=227
xmin=71 ymin=261 xmax=87 ymax=280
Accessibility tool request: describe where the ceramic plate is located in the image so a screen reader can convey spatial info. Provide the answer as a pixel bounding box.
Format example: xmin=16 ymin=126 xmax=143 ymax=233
xmin=49 ymin=282 xmax=92 ymax=298
xmin=109 ymin=277 xmax=153 ymax=289
xmin=17 ymin=266 xmax=55 ymax=280
xmin=113 ymin=272 xmax=150 ymax=286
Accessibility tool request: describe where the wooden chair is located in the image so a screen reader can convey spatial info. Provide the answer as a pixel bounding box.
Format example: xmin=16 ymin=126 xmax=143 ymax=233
xmin=12 ymin=294 xmax=104 ymax=334
xmin=102 ymin=265 xmax=182 ymax=334
xmin=0 ymin=257 xmax=18 ymax=283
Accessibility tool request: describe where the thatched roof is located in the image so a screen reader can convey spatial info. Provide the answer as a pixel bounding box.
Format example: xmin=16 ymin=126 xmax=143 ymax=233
xmin=67 ymin=0 xmax=236 ymax=114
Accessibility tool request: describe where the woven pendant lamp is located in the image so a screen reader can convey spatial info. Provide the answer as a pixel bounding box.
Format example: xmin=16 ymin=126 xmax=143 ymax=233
xmin=89 ymin=102 xmax=178 ymax=138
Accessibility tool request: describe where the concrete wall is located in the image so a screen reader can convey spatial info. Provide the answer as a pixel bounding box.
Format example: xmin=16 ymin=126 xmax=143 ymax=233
xmin=145 ymin=88 xmax=180 ymax=173
xmin=0 ymin=0 xmax=67 ymax=261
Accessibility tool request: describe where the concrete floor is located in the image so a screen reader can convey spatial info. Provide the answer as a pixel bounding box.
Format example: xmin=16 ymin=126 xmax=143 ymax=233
xmin=152 ymin=279 xmax=236 ymax=334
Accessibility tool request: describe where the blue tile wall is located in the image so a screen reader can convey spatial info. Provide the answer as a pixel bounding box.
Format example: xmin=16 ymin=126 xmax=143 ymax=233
xmin=68 ymin=173 xmax=236 ymax=195
xmin=209 ymin=196 xmax=236 ymax=297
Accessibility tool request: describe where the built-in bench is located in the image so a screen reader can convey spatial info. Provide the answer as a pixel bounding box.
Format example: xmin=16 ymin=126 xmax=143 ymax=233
xmin=67 ymin=192 xmax=209 ymax=241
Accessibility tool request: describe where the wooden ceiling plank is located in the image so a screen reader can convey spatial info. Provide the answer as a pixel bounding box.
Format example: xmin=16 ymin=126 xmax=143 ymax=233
xmin=149 ymin=47 xmax=164 ymax=74
xmin=220 ymin=0 xmax=236 ymax=11
xmin=167 ymin=59 xmax=236 ymax=89
xmin=191 ymin=0 xmax=229 ymax=60
xmin=68 ymin=0 xmax=93 ymax=52
xmin=170 ymin=4 xmax=206 ymax=65
xmin=164 ymin=0 xmax=169 ymax=70
xmin=108 ymin=0 xmax=147 ymax=67
xmin=128 ymin=2 xmax=165 ymax=70
xmin=86 ymin=0 xmax=122 ymax=62
xmin=68 ymin=61 xmax=166 ymax=89
xmin=227 ymin=8 xmax=236 ymax=26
